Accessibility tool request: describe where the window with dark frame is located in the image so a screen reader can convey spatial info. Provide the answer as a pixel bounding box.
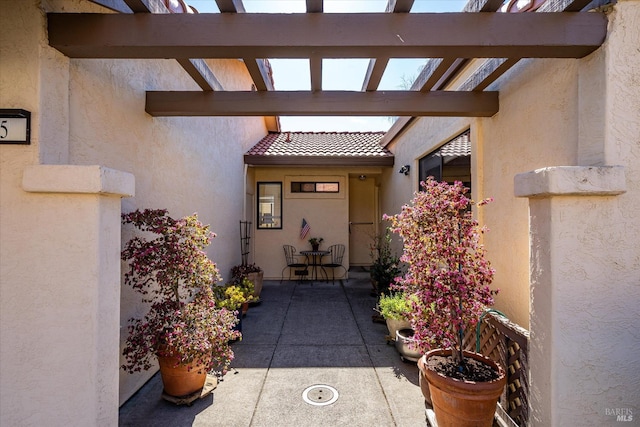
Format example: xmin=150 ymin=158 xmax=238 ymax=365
xmin=257 ymin=182 xmax=282 ymax=229
xmin=291 ymin=181 xmax=340 ymax=193
xmin=418 ymin=130 xmax=471 ymax=190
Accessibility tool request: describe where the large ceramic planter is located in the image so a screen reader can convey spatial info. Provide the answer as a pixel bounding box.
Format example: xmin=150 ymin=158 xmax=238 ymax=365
xmin=395 ymin=328 xmax=422 ymax=362
xmin=157 ymin=355 xmax=208 ymax=397
xmin=247 ymin=271 xmax=264 ymax=298
xmin=385 ymin=318 xmax=411 ymax=338
xmin=423 ymin=348 xmax=506 ymax=427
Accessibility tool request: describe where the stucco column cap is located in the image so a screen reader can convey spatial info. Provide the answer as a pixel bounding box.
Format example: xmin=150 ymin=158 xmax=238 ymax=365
xmin=514 ymin=165 xmax=626 ymax=198
xmin=23 ymin=165 xmax=135 ymax=197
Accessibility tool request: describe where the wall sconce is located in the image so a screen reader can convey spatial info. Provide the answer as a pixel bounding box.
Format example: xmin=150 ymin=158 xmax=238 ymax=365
xmin=399 ymin=165 xmax=410 ymax=176
xmin=358 ymin=175 xmax=366 ymax=181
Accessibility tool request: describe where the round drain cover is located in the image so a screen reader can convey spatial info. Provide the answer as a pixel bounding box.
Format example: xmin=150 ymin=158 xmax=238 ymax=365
xmin=302 ymin=384 xmax=339 ymax=406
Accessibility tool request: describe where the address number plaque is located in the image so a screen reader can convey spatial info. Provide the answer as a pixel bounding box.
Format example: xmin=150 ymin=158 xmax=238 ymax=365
xmin=0 ymin=109 xmax=31 ymax=145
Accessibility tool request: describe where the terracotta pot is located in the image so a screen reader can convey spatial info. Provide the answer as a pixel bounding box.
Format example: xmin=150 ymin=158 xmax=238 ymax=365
xmin=417 ymin=355 xmax=433 ymax=406
xmin=241 ymin=302 xmax=249 ymax=316
xmin=157 ymin=355 xmax=208 ymax=397
xmin=247 ymin=271 xmax=263 ymax=298
xmin=423 ymin=348 xmax=506 ymax=427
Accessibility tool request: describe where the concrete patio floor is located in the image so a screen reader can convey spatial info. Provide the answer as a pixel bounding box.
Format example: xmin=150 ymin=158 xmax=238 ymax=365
xmin=119 ymin=270 xmax=427 ymax=426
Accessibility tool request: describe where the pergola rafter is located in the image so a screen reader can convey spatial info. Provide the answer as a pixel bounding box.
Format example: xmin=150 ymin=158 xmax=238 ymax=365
xmin=214 ymin=0 xmax=274 ymax=92
xmin=54 ymin=1 xmax=607 ymax=118
xmin=361 ymin=0 xmax=415 ymax=92
xmin=379 ymin=0 xmax=601 ymax=145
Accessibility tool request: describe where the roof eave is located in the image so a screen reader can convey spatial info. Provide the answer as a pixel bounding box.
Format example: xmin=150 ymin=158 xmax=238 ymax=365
xmin=244 ymin=155 xmax=394 ymax=167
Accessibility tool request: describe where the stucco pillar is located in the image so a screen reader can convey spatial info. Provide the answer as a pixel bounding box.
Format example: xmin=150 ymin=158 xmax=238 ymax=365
xmin=514 ymin=166 xmax=636 ymax=426
xmin=1 ymin=165 xmax=134 ymax=426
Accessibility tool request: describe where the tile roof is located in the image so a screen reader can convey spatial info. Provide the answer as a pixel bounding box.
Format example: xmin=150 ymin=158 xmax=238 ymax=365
xmin=245 ymin=132 xmax=394 ymax=166
xmin=437 ymin=130 xmax=471 ymax=157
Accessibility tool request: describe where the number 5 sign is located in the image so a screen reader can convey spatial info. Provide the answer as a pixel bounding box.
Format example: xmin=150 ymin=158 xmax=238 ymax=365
xmin=0 ymin=109 xmax=31 ymax=144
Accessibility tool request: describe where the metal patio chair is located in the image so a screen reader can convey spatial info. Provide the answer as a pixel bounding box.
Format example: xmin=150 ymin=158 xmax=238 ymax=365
xmin=281 ymin=245 xmax=308 ymax=283
xmin=322 ymin=244 xmax=348 ymax=284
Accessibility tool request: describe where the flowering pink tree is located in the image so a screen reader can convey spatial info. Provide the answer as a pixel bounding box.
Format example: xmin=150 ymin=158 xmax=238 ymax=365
xmin=121 ymin=209 xmax=240 ymax=374
xmin=383 ymin=178 xmax=496 ymax=365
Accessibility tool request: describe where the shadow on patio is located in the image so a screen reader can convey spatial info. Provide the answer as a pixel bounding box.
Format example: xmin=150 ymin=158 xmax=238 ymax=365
xmin=119 ymin=270 xmax=426 ymax=427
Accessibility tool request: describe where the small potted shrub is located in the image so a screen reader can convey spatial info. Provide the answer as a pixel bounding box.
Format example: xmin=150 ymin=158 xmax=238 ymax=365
xmin=377 ymin=292 xmax=412 ymax=338
xmin=121 ymin=209 xmax=241 ymax=398
xmin=213 ymin=282 xmax=252 ymax=334
xmin=213 ymin=284 xmax=248 ymax=311
xmin=369 ymin=229 xmax=401 ymax=296
xmin=236 ymin=276 xmax=258 ymax=315
xmin=378 ymin=292 xmax=424 ymax=363
xmin=308 ymin=237 xmax=323 ymax=251
xmin=231 ymin=263 xmax=264 ymax=300
xmin=384 ymin=178 xmax=505 ymax=426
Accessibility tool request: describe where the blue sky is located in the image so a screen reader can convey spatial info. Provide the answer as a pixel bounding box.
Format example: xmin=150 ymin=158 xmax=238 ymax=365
xmin=188 ymin=0 xmax=469 ymax=131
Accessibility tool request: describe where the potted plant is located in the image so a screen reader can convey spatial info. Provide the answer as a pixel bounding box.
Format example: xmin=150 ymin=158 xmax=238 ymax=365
xmin=236 ymin=276 xmax=258 ymax=315
xmin=384 ymin=178 xmax=505 ymax=426
xmin=231 ymin=263 xmax=264 ymax=300
xmin=369 ymin=229 xmax=401 ymax=296
xmin=308 ymin=237 xmax=323 ymax=251
xmin=377 ymin=292 xmax=412 ymax=338
xmin=213 ymin=282 xmax=251 ymax=335
xmin=121 ymin=209 xmax=241 ymax=398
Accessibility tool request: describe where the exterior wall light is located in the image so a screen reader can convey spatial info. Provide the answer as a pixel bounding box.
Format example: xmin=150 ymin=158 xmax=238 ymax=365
xmin=358 ymin=175 xmax=366 ymax=181
xmin=399 ymin=165 xmax=410 ymax=176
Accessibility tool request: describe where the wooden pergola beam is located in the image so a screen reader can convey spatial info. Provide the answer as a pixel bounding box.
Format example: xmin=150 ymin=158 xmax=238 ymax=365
xmin=418 ymin=58 xmax=465 ymax=92
xmin=215 ymin=0 xmax=246 ymax=13
xmin=242 ymin=58 xmax=273 ymax=91
xmin=361 ymin=0 xmax=414 ymax=92
xmin=119 ymin=0 xmax=223 ymax=91
xmin=407 ymin=0 xmax=506 ymax=95
xmin=310 ymin=56 xmax=322 ymax=92
xmin=306 ymin=0 xmax=323 ymax=13
xmin=145 ymin=90 xmax=499 ymax=117
xmin=48 ymin=12 xmax=607 ymax=60
xmin=461 ymin=58 xmax=522 ymax=92
xmin=214 ymin=0 xmax=274 ymax=91
xmin=362 ymin=57 xmax=390 ymax=92
xmin=176 ymin=58 xmax=224 ymax=91
xmin=386 ymin=0 xmax=415 ymax=13
xmin=463 ymin=0 xmax=506 ymax=12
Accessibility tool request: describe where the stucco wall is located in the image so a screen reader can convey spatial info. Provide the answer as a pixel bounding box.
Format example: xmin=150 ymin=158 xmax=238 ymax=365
xmin=253 ymin=168 xmax=349 ymax=280
xmin=251 ymin=167 xmax=387 ymax=280
xmin=0 ymin=0 xmax=269 ymax=419
xmin=522 ymin=2 xmax=640 ymax=425
xmin=57 ymin=13 xmax=266 ymax=405
xmin=66 ymin=35 xmax=267 ymax=408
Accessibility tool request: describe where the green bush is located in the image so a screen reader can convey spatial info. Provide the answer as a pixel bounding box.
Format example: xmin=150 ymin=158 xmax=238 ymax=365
xmin=377 ymin=292 xmax=412 ymax=320
xmin=370 ymin=229 xmax=401 ymax=296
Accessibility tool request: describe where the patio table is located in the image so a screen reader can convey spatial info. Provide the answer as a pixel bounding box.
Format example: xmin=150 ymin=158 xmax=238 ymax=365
xmin=300 ymin=250 xmax=329 ymax=282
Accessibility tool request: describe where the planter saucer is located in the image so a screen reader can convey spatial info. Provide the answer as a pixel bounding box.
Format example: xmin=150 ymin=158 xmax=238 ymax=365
xmin=161 ymin=373 xmax=218 ymax=406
